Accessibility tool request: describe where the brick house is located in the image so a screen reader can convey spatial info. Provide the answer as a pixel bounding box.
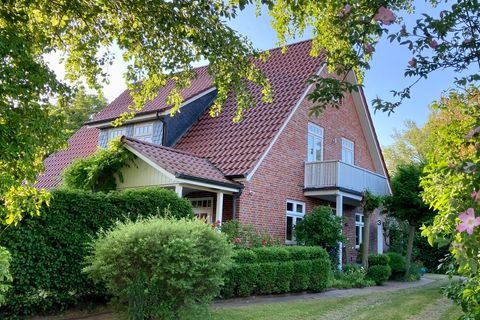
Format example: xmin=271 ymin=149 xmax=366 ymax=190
xmin=37 ymin=40 xmax=391 ymax=265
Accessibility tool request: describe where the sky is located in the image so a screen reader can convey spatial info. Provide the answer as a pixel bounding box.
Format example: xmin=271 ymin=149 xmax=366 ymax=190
xmin=47 ymin=1 xmax=457 ymax=147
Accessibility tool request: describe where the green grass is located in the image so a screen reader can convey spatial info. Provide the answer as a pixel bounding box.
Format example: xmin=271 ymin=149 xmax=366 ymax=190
xmin=209 ymin=280 xmax=463 ymax=320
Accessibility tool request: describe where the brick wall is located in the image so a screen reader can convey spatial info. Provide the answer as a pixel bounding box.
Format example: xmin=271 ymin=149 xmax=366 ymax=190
xmin=236 ymin=84 xmax=380 ymax=263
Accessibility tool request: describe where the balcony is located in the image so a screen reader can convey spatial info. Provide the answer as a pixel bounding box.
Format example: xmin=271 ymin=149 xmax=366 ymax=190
xmin=304 ymin=160 xmax=390 ymax=196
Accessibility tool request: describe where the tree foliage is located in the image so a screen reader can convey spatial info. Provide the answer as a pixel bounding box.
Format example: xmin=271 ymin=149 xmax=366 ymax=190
xmin=382 ymin=120 xmax=432 ymax=174
xmin=0 ymin=0 xmax=272 ymax=224
xmin=421 ymin=88 xmax=480 ymax=318
xmin=360 ymin=190 xmax=382 ymax=269
xmin=61 ymin=86 xmax=106 ymax=133
xmin=384 ymin=163 xmax=435 ymax=276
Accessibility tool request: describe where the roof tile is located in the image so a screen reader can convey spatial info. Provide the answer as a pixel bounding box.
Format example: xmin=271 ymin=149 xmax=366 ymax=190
xmin=123 ymin=137 xmax=238 ymax=187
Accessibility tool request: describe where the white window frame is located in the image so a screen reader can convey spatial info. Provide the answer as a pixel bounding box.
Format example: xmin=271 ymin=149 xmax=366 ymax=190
xmin=341 ymin=138 xmax=355 ymax=165
xmin=133 ymin=122 xmax=154 ymax=142
xmin=307 ymin=123 xmax=324 ymax=162
xmin=109 ymin=127 xmax=126 ymax=141
xmin=189 ymin=197 xmax=214 ymax=223
xmin=355 ymin=212 xmax=364 ymax=249
xmin=286 ymin=199 xmax=306 ymax=244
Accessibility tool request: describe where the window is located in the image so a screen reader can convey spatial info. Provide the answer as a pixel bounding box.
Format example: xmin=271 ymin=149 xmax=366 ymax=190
xmin=133 ymin=123 xmax=153 ymax=142
xmin=286 ymin=200 xmax=305 ymax=243
xmin=342 ymin=138 xmax=354 ymax=165
xmin=190 ymin=198 xmax=213 ymax=223
xmin=307 ymin=123 xmax=324 ymax=162
xmin=355 ymin=213 xmax=364 ymax=248
xmin=109 ymin=127 xmax=126 ymax=141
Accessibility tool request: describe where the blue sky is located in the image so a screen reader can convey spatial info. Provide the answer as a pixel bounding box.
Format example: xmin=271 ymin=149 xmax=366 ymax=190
xmin=47 ymin=2 xmax=456 ymax=147
xmin=227 ymin=2 xmax=457 ymax=147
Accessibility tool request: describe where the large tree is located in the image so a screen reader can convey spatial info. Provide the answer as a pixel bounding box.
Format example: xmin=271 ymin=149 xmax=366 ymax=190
xmin=0 ymin=0 xmax=272 ymax=224
xmin=62 ymin=87 xmax=106 ymax=133
xmin=384 ymin=163 xmax=435 ymax=277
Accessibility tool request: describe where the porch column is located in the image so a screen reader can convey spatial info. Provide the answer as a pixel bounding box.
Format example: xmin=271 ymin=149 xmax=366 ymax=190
xmin=335 ymin=193 xmax=343 ymax=270
xmin=216 ymin=192 xmax=224 ymax=225
xmin=175 ymin=185 xmax=183 ymax=198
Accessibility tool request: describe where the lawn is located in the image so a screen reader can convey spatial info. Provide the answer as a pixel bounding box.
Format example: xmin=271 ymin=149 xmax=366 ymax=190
xmin=209 ymin=277 xmax=462 ymax=320
xmin=37 ymin=275 xmax=463 ymax=320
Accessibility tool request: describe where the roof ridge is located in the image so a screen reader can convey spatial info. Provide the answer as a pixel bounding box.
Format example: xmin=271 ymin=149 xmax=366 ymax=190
xmin=122 ymin=136 xmax=209 ymax=159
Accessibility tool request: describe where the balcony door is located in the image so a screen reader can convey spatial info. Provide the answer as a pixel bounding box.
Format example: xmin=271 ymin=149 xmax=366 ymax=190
xmin=307 ymin=123 xmax=324 ymax=162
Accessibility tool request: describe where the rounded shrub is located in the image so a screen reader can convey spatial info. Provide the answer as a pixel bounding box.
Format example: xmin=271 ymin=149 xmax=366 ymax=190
xmin=366 ymin=265 xmax=392 ymax=285
xmin=385 ymin=252 xmax=406 ymax=279
xmin=84 ymin=216 xmax=232 ymax=319
xmin=368 ymin=254 xmax=390 ymax=267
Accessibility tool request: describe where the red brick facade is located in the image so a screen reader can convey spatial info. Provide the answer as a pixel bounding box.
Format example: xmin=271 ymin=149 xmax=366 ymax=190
xmin=235 ymin=85 xmax=381 ymax=264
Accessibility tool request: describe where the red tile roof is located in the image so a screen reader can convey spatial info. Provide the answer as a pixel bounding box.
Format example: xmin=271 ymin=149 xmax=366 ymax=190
xmin=36 ymin=40 xmax=323 ymax=189
xmin=35 ymin=126 xmax=100 ymax=189
xmin=88 ymin=66 xmax=213 ymax=124
xmin=175 ymin=40 xmax=323 ymax=176
xmin=122 ymin=137 xmax=239 ymax=188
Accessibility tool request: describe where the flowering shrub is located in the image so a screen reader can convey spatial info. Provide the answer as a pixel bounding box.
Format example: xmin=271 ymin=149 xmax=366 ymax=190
xmin=221 ymin=220 xmax=278 ymax=249
xmin=421 ymin=90 xmax=480 ymax=318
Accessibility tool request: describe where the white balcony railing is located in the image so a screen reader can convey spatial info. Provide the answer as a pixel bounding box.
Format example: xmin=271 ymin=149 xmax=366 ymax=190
xmin=304 ymin=160 xmax=390 ymax=196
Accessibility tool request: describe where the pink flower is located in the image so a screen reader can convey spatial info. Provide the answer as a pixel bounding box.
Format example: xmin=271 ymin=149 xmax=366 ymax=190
xmin=261 ymin=239 xmax=267 ymax=246
xmin=374 ymin=6 xmax=396 ymax=25
xmin=471 ymin=190 xmax=480 ymax=203
xmin=408 ymin=58 xmax=417 ymax=67
xmin=233 ymin=237 xmax=241 ymax=244
xmin=338 ymin=4 xmax=352 ymax=17
xmin=363 ymin=43 xmax=374 ymax=54
xmin=429 ymin=39 xmax=438 ymax=49
xmin=457 ymin=208 xmax=480 ymax=235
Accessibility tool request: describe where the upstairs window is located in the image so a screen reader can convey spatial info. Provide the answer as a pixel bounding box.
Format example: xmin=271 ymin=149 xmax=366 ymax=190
xmin=342 ymin=138 xmax=354 ymax=165
xmin=286 ymin=200 xmax=305 ymax=244
xmin=307 ymin=123 xmax=324 ymax=162
xmin=109 ymin=127 xmax=126 ymax=141
xmin=133 ymin=123 xmax=153 ymax=142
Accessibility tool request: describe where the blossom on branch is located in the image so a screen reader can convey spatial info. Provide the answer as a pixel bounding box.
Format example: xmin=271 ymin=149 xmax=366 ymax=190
xmin=374 ymin=6 xmax=396 ymax=25
xmin=456 ymin=208 xmax=480 ymax=235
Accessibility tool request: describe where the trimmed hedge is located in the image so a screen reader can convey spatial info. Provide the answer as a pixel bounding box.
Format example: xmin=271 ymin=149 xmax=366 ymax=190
xmin=0 ymin=188 xmax=193 ymax=318
xmin=367 ymin=254 xmax=392 ymax=285
xmin=222 ymin=246 xmax=332 ymax=298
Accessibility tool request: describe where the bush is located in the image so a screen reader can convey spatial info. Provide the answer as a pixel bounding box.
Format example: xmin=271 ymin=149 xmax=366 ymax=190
xmin=221 ymin=220 xmax=278 ymax=249
xmin=84 ymin=217 xmax=232 ymax=319
xmin=0 ymin=188 xmax=193 ymax=318
xmin=366 ymin=265 xmax=392 ymax=285
xmin=0 ymin=247 xmax=12 ymax=307
xmin=407 ymin=262 xmax=422 ymax=281
xmin=332 ymin=264 xmax=374 ymax=289
xmin=222 ymin=246 xmax=332 ymax=298
xmin=295 ymin=206 xmax=345 ymax=248
xmin=368 ymin=254 xmax=390 ymax=267
xmin=385 ymin=252 xmax=406 ymax=280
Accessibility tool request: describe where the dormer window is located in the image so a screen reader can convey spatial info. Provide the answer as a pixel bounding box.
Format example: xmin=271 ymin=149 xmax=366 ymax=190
xmin=98 ymin=120 xmax=163 ymax=148
xmin=133 ymin=123 xmax=153 ymax=142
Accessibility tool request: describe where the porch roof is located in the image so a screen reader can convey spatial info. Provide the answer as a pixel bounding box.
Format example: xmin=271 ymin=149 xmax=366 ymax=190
xmin=122 ymin=136 xmax=241 ymax=190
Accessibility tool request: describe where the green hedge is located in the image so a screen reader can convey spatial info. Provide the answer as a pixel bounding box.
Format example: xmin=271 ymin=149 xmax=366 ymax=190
xmin=222 ymin=246 xmax=332 ymax=298
xmin=0 ymin=188 xmax=193 ymax=318
xmin=368 ymin=254 xmax=390 ymax=267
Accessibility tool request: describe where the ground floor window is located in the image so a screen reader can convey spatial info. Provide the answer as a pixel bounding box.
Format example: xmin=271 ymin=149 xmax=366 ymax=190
xmin=355 ymin=212 xmax=364 ymax=248
xmin=190 ymin=197 xmax=213 ymax=223
xmin=286 ymin=200 xmax=305 ymax=243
